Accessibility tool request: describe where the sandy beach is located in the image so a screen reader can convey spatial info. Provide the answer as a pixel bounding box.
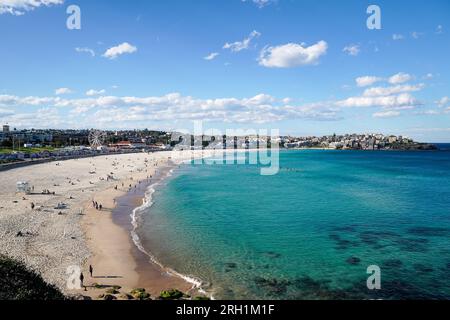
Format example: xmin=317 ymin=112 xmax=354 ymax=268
xmin=0 ymin=150 xmax=222 ymax=299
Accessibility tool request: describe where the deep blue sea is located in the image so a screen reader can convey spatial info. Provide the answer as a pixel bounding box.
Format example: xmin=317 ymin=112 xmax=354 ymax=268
xmin=136 ymin=149 xmax=450 ymax=299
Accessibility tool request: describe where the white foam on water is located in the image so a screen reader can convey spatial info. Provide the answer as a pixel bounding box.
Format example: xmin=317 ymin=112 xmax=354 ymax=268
xmin=129 ymin=164 xmax=215 ymax=299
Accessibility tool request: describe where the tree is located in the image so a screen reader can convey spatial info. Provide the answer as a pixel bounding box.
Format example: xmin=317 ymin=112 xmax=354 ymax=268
xmin=1 ymin=139 xmax=12 ymax=148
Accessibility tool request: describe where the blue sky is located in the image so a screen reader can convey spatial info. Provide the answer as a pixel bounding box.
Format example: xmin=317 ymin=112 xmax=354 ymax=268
xmin=0 ymin=0 xmax=449 ymax=141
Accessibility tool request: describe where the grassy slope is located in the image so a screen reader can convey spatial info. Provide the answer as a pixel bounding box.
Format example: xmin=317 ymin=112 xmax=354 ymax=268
xmin=0 ymin=147 xmax=56 ymax=155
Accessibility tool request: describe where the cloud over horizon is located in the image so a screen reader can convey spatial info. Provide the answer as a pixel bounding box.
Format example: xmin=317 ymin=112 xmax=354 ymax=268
xmin=0 ymin=70 xmax=433 ymax=130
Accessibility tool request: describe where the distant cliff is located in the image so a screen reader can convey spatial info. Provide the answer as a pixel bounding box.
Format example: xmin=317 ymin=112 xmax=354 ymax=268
xmin=389 ymin=142 xmax=437 ymax=151
xmin=283 ymin=133 xmax=439 ymax=151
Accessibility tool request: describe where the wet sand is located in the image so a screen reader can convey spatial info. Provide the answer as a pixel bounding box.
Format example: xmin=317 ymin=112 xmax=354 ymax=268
xmin=108 ymin=164 xmax=194 ymax=297
xmin=77 ymin=151 xmax=219 ymax=299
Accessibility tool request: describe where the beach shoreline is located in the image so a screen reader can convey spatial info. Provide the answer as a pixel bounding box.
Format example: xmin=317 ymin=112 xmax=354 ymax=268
xmin=79 ymin=159 xmax=201 ymax=300
xmin=0 ymin=149 xmax=239 ymax=299
xmin=0 ymin=148 xmax=263 ymax=299
xmin=94 ymin=149 xmax=263 ymax=299
xmin=74 ymin=150 xmax=229 ymax=299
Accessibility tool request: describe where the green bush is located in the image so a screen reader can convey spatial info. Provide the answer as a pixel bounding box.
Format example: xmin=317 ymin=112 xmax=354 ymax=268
xmin=0 ymin=255 xmax=65 ymax=300
xmin=130 ymin=288 xmax=151 ymax=300
xmin=105 ymin=288 xmax=120 ymax=295
xmin=159 ymin=289 xmax=184 ymax=300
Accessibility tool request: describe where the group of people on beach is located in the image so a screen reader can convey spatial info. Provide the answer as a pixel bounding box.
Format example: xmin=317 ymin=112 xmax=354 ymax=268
xmin=92 ymin=200 xmax=103 ymax=211
xmin=79 ymin=265 xmax=94 ymax=290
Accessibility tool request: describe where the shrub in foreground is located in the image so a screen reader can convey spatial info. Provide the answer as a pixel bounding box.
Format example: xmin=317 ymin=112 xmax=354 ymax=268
xmin=0 ymin=255 xmax=65 ymax=300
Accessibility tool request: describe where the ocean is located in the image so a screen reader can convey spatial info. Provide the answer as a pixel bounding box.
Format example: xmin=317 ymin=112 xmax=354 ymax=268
xmin=134 ymin=149 xmax=450 ymax=299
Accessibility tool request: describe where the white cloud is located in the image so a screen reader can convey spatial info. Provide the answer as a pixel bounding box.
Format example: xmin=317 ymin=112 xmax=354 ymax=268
xmin=388 ymin=72 xmax=412 ymax=84
xmin=8 ymin=107 xmax=63 ymax=127
xmin=223 ymin=30 xmax=261 ymax=52
xmin=356 ymin=76 xmax=383 ymax=87
xmin=204 ymin=52 xmax=219 ymax=61
xmin=0 ymin=72 xmax=437 ymax=128
xmin=436 ymin=96 xmax=450 ymax=108
xmin=70 ymin=105 xmax=91 ymax=115
xmin=373 ymin=110 xmax=401 ymax=118
xmin=0 ymin=0 xmax=63 ymax=15
xmin=436 ymin=25 xmax=443 ymax=34
xmin=0 ymin=108 xmax=14 ymax=117
xmin=362 ymin=84 xmax=424 ymax=97
xmin=0 ymin=92 xmax=341 ymax=126
xmin=343 ymin=44 xmax=360 ymax=56
xmin=392 ymin=34 xmax=404 ymax=40
xmin=75 ymin=47 xmax=95 ymax=57
xmin=103 ymin=42 xmax=137 ymax=59
xmin=414 ymin=110 xmax=440 ymax=115
xmin=86 ymin=89 xmax=106 ymax=96
xmin=0 ymin=94 xmax=59 ymax=107
xmin=411 ymin=31 xmax=423 ymax=39
xmin=356 ymin=72 xmax=415 ymax=87
xmin=241 ymin=0 xmax=274 ymax=8
xmin=55 ymin=88 xmax=73 ymax=95
xmin=336 ymin=93 xmax=419 ymax=109
xmin=410 ymin=127 xmax=450 ymax=133
xmin=258 ymin=41 xmax=328 ymax=68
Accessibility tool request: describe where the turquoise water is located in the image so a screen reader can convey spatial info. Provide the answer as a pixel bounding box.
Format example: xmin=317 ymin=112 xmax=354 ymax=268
xmin=137 ymin=150 xmax=450 ymax=299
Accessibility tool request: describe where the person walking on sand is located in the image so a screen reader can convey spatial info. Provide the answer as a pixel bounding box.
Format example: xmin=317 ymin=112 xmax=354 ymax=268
xmin=79 ymin=272 xmax=85 ymax=290
xmin=89 ymin=265 xmax=93 ymax=278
